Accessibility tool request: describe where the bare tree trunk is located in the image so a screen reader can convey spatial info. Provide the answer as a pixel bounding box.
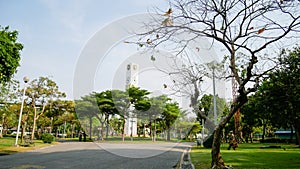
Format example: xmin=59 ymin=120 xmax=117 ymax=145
xmin=71 ymin=124 xmax=75 ymax=138
xmin=143 ymin=123 xmax=146 ymax=138
xmin=189 ymin=131 xmax=193 ymax=142
xmin=294 ymin=119 xmax=300 ymax=145
xmin=211 ymin=125 xmax=224 ymax=169
xmin=101 ymin=122 xmax=104 ymax=139
xmin=290 ymin=126 xmax=294 ymax=143
xmin=211 ymin=96 xmax=247 ymax=169
xmin=31 ymin=107 xmax=37 ymax=140
xmin=106 ymin=116 xmax=109 ymax=139
xmin=262 ymin=122 xmax=266 ymax=141
xmin=153 ymin=119 xmax=156 ymax=142
xmin=31 ymin=104 xmax=46 ymax=140
xmin=122 ymin=115 xmax=126 ymax=142
xmin=167 ymin=127 xmax=171 ymax=141
xmin=296 ymin=129 xmax=300 ymax=146
xmin=89 ymin=117 xmax=92 ymax=140
xmin=49 ymin=117 xmax=53 ymax=134
xmin=21 ymin=122 xmax=27 ymax=144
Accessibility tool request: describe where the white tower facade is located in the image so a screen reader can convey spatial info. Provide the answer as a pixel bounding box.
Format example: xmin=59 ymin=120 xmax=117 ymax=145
xmin=126 ymin=63 xmax=139 ymax=88
xmin=124 ymin=63 xmax=139 ymax=136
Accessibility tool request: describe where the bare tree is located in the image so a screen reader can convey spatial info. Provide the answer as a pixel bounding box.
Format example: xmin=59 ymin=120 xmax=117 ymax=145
xmin=138 ymin=0 xmax=300 ymax=168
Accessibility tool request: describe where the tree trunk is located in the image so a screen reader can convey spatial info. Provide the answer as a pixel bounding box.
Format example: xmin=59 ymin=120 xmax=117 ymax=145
xmin=167 ymin=127 xmax=171 ymax=141
xmin=153 ymin=119 xmax=157 ymax=142
xmin=31 ymin=107 xmax=37 ymax=140
xmin=294 ymin=119 xmax=300 ymax=145
xmin=211 ymin=95 xmax=247 ymax=169
xmin=296 ymin=130 xmax=300 ymax=146
xmin=49 ymin=117 xmax=53 ymax=134
xmin=262 ymin=122 xmax=266 ymax=141
xmin=101 ymin=122 xmax=104 ymax=140
xmin=21 ymin=121 xmax=27 ymax=144
xmin=149 ymin=121 xmax=153 ymax=141
xmin=89 ymin=117 xmax=92 ymax=140
xmin=31 ymin=104 xmax=46 ymax=140
xmin=106 ymin=116 xmax=109 ymax=139
xmin=106 ymin=124 xmax=109 ymax=139
xmin=122 ymin=118 xmax=125 ymax=142
xmin=71 ymin=124 xmax=75 ymax=138
xmin=211 ymin=120 xmax=227 ymax=169
xmin=290 ymin=126 xmax=294 ymax=143
xmin=122 ymin=111 xmax=126 ymax=142
xmin=143 ymin=123 xmax=146 ymax=137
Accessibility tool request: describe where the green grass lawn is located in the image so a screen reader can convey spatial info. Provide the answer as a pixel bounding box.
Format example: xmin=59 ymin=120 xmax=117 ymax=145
xmin=0 ymin=136 xmax=57 ymax=155
xmin=191 ymin=143 xmax=300 ymax=169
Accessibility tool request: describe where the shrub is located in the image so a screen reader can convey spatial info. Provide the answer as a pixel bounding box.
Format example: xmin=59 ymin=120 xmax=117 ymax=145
xmin=41 ymin=133 xmax=55 ymax=143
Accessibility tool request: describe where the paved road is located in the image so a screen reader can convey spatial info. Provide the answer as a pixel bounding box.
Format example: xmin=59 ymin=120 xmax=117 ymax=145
xmin=0 ymin=142 xmax=193 ymax=169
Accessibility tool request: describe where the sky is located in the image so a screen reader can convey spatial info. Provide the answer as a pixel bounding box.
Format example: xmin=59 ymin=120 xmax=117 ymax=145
xmin=0 ymin=0 xmax=231 ymax=111
xmin=0 ymin=0 xmax=172 ymax=98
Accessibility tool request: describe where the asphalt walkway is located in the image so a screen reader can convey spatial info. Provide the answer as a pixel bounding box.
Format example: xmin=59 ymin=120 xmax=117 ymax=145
xmin=0 ymin=142 xmax=193 ymax=169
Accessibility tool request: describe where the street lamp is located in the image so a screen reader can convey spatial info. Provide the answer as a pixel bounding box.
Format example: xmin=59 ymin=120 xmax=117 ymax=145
xmin=208 ymin=61 xmax=218 ymax=126
xmin=212 ymin=64 xmax=217 ymax=126
xmin=15 ymin=76 xmax=29 ymax=146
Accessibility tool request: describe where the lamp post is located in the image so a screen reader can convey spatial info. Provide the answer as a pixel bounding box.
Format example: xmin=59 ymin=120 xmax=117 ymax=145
xmin=15 ymin=76 xmax=29 ymax=146
xmin=212 ymin=65 xmax=217 ymax=126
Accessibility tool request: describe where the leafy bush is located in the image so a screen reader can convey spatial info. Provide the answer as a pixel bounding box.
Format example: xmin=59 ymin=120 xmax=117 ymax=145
xmin=41 ymin=133 xmax=55 ymax=143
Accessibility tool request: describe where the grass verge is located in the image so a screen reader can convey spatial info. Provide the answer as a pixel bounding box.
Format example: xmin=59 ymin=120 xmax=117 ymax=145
xmin=0 ymin=136 xmax=58 ymax=155
xmin=191 ymin=143 xmax=300 ymax=169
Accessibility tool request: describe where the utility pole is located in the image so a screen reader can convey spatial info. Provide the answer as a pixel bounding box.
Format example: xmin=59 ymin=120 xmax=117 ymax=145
xmin=15 ymin=77 xmax=29 ymax=146
xmin=212 ymin=65 xmax=217 ymax=126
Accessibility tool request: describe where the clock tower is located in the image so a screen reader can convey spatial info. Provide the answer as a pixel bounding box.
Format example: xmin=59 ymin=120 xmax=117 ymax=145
xmin=125 ymin=63 xmax=139 ymax=88
xmin=124 ymin=63 xmax=139 ymax=137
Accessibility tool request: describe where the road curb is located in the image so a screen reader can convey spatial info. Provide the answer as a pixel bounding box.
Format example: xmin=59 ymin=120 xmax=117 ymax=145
xmin=175 ymin=147 xmax=195 ymax=169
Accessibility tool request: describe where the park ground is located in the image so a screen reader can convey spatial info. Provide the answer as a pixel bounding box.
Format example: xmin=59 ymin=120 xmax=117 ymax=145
xmin=190 ymin=142 xmax=300 ymax=169
xmin=0 ymin=136 xmax=59 ymax=155
xmin=1 ymin=137 xmax=300 ymax=169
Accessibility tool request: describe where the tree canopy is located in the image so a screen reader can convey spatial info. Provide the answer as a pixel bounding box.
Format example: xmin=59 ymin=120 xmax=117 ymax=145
xmin=249 ymin=47 xmax=300 ymax=144
xmin=0 ymin=26 xmax=23 ymax=84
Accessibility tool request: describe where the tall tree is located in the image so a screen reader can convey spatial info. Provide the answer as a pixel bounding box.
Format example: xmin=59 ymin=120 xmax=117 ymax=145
xmin=46 ymin=100 xmax=78 ymax=138
xmin=141 ymin=95 xmax=170 ymax=141
xmin=240 ymin=92 xmax=273 ymax=142
xmin=161 ymin=102 xmax=180 ymax=141
xmin=75 ymin=93 xmax=100 ymax=140
xmin=198 ymin=94 xmax=228 ymax=133
xmin=94 ymin=90 xmax=119 ymax=139
xmin=257 ymin=47 xmax=300 ymax=144
xmin=139 ymin=1 xmax=300 ymax=168
xmin=0 ymin=79 xmax=19 ymax=137
xmin=0 ymin=26 xmax=23 ymax=84
xmin=26 ymin=77 xmax=66 ymax=140
xmin=122 ymin=86 xmax=150 ymax=141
